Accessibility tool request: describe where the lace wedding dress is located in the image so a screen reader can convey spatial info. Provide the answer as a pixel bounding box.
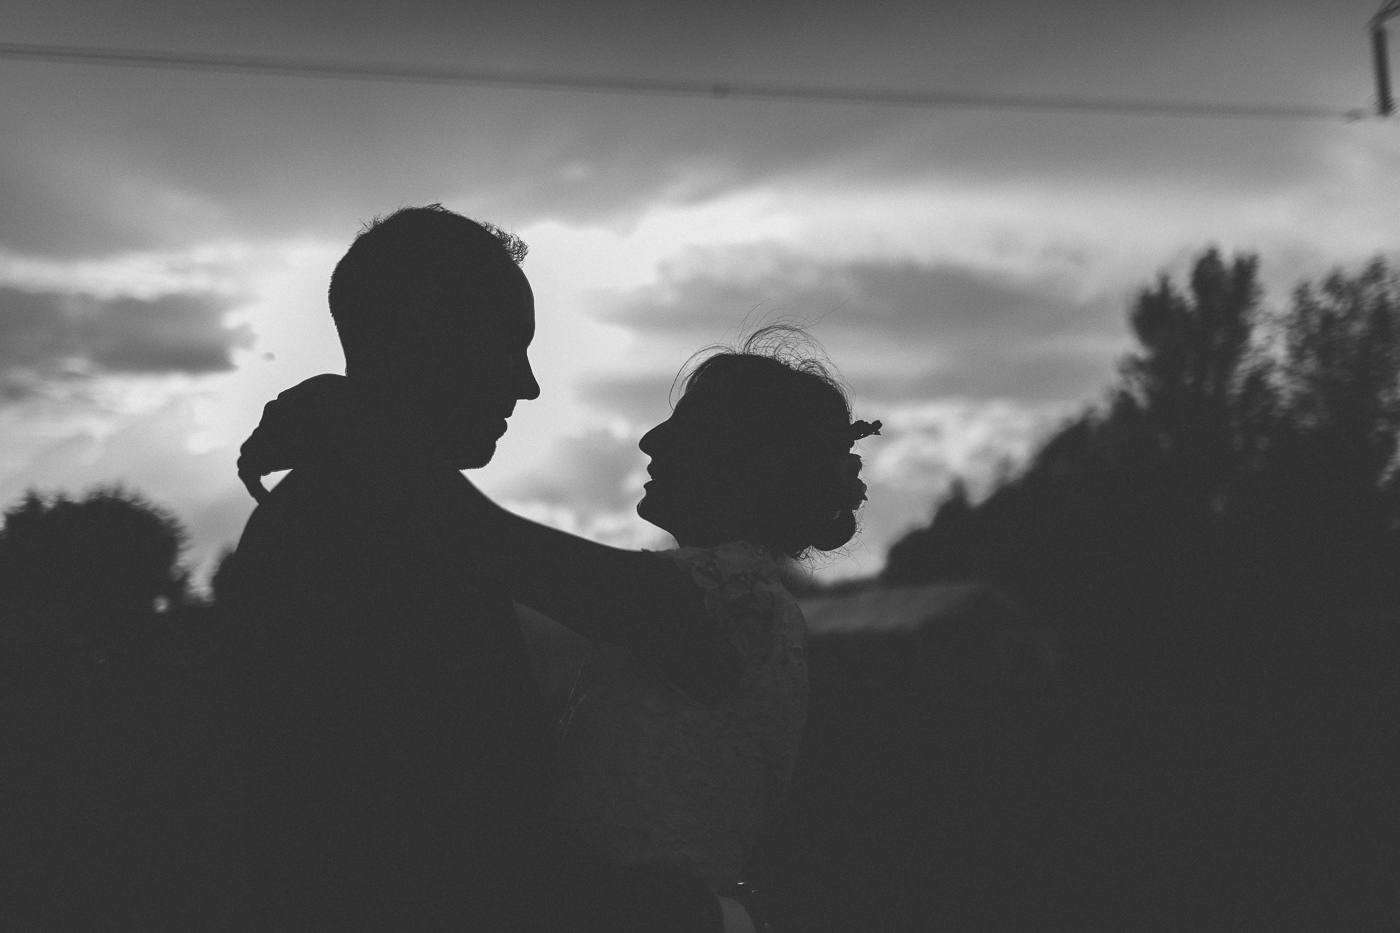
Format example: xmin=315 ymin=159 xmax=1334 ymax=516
xmin=551 ymin=541 xmax=808 ymax=889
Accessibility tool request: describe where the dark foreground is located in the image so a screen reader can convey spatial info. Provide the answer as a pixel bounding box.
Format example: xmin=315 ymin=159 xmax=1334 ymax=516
xmin=2 ymin=606 xmax=1397 ymax=933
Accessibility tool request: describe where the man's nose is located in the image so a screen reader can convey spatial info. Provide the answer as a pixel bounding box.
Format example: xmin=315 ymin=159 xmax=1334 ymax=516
xmin=516 ymin=355 xmax=541 ymax=401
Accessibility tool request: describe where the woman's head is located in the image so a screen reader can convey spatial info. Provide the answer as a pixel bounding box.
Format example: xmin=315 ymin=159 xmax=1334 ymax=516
xmin=636 ymin=326 xmax=879 ymax=557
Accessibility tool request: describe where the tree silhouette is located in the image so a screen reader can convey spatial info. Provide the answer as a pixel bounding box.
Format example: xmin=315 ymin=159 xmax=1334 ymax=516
xmin=884 ymin=247 xmax=1400 ymax=631
xmin=1117 ymin=249 xmax=1264 ymax=517
xmin=874 ymin=247 xmax=1400 ymax=930
xmin=1234 ymin=258 xmax=1400 ymax=601
xmin=0 ymin=485 xmax=190 ymax=646
xmin=883 ymin=479 xmax=981 ymax=583
xmin=208 ymin=545 xmax=239 ymax=610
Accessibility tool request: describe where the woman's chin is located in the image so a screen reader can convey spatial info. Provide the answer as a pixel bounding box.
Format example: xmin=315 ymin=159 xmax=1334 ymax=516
xmin=636 ymin=495 xmax=677 ymax=539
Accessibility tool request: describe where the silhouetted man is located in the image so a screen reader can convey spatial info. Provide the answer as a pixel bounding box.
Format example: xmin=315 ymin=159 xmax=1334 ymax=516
xmin=221 ymin=206 xmax=721 ymax=932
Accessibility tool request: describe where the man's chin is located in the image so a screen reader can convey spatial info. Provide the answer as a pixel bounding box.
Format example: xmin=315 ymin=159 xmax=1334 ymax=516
xmin=444 ymin=417 xmax=511 ymax=470
xmin=448 ymin=438 xmax=498 ymax=470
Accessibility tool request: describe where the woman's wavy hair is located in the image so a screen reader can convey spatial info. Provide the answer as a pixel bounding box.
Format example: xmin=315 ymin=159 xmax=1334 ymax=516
xmin=675 ymin=324 xmax=873 ymax=559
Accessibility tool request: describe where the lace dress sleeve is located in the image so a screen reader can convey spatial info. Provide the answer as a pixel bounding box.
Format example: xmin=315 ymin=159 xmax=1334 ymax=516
xmin=551 ymin=541 xmax=808 ymax=889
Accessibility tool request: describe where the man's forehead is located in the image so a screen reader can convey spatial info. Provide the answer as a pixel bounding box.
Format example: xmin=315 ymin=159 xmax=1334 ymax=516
xmin=441 ymin=260 xmax=533 ymax=336
xmin=496 ymin=263 xmax=535 ymax=337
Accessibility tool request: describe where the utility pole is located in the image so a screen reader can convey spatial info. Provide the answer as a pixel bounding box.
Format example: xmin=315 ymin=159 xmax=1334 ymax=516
xmin=1372 ymin=1 xmax=1400 ymax=116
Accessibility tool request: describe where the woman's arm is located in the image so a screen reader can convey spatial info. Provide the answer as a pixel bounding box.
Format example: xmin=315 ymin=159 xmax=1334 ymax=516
xmin=269 ymin=375 xmax=741 ymax=701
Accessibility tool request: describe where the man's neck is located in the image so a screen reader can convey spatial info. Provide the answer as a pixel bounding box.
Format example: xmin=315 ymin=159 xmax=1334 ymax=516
xmin=349 ymin=387 xmax=461 ymax=475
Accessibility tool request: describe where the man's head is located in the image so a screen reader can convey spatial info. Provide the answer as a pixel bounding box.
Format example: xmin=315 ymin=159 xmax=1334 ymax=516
xmin=328 ymin=205 xmax=539 ymax=469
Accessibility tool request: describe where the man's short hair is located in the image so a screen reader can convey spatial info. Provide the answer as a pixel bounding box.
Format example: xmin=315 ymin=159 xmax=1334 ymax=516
xmin=327 ymin=204 xmax=527 ymax=373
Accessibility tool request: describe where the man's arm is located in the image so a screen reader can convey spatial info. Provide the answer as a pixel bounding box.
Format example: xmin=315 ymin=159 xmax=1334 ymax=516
xmin=375 ymin=465 xmax=742 ymax=704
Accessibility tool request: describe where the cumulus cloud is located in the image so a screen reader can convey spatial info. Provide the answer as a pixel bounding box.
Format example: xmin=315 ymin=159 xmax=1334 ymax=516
xmin=496 ymin=428 xmax=649 ymax=513
xmin=601 ymin=247 xmax=1082 ymax=334
xmin=0 ymin=395 xmax=256 ymax=588
xmin=864 ymin=398 xmax=1078 ymax=498
xmin=0 ymin=286 xmax=252 ymax=400
xmin=576 ymin=372 xmax=679 ymax=427
xmin=492 ymin=428 xmax=673 ymax=551
xmin=817 ymin=397 xmax=1079 ymax=578
xmin=0 ymin=286 xmax=252 ymax=403
xmin=1 ymin=0 xmax=1362 ymax=263
xmin=590 ymin=245 xmax=1129 ymax=406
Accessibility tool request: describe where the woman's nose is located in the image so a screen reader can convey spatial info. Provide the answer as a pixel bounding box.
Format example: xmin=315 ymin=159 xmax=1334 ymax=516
xmin=639 ymin=419 xmax=672 ymax=456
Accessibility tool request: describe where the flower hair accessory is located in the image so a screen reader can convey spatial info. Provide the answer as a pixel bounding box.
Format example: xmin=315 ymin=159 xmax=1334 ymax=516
xmin=849 ymin=419 xmax=882 ymax=443
xmin=832 ymin=453 xmax=869 ymax=512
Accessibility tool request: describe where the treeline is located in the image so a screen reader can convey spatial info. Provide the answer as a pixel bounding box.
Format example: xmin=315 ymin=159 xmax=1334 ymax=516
xmin=847 ymin=249 xmax=1400 ymax=929
xmin=884 ymin=248 xmax=1400 ymax=674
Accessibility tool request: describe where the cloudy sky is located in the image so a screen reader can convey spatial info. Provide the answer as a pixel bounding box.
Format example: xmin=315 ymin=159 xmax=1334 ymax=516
xmin=2 ymin=0 xmax=1398 ymax=585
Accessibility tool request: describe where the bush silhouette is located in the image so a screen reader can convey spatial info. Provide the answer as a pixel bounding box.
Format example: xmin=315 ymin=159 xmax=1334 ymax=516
xmin=0 ymin=485 xmax=190 ymax=648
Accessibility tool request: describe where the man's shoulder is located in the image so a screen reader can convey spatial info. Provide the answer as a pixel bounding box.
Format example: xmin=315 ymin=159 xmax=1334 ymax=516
xmin=234 ymin=462 xmax=486 ymax=597
xmin=234 ymin=464 xmax=384 ymax=578
xmin=244 ymin=462 xmax=357 ymax=527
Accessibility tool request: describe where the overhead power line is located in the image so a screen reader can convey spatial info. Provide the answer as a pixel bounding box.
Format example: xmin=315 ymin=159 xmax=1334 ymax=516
xmin=0 ymin=40 xmax=1370 ymax=123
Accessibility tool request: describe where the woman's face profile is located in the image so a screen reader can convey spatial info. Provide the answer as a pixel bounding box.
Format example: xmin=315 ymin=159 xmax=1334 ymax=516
xmin=636 ymin=377 xmax=760 ymax=546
